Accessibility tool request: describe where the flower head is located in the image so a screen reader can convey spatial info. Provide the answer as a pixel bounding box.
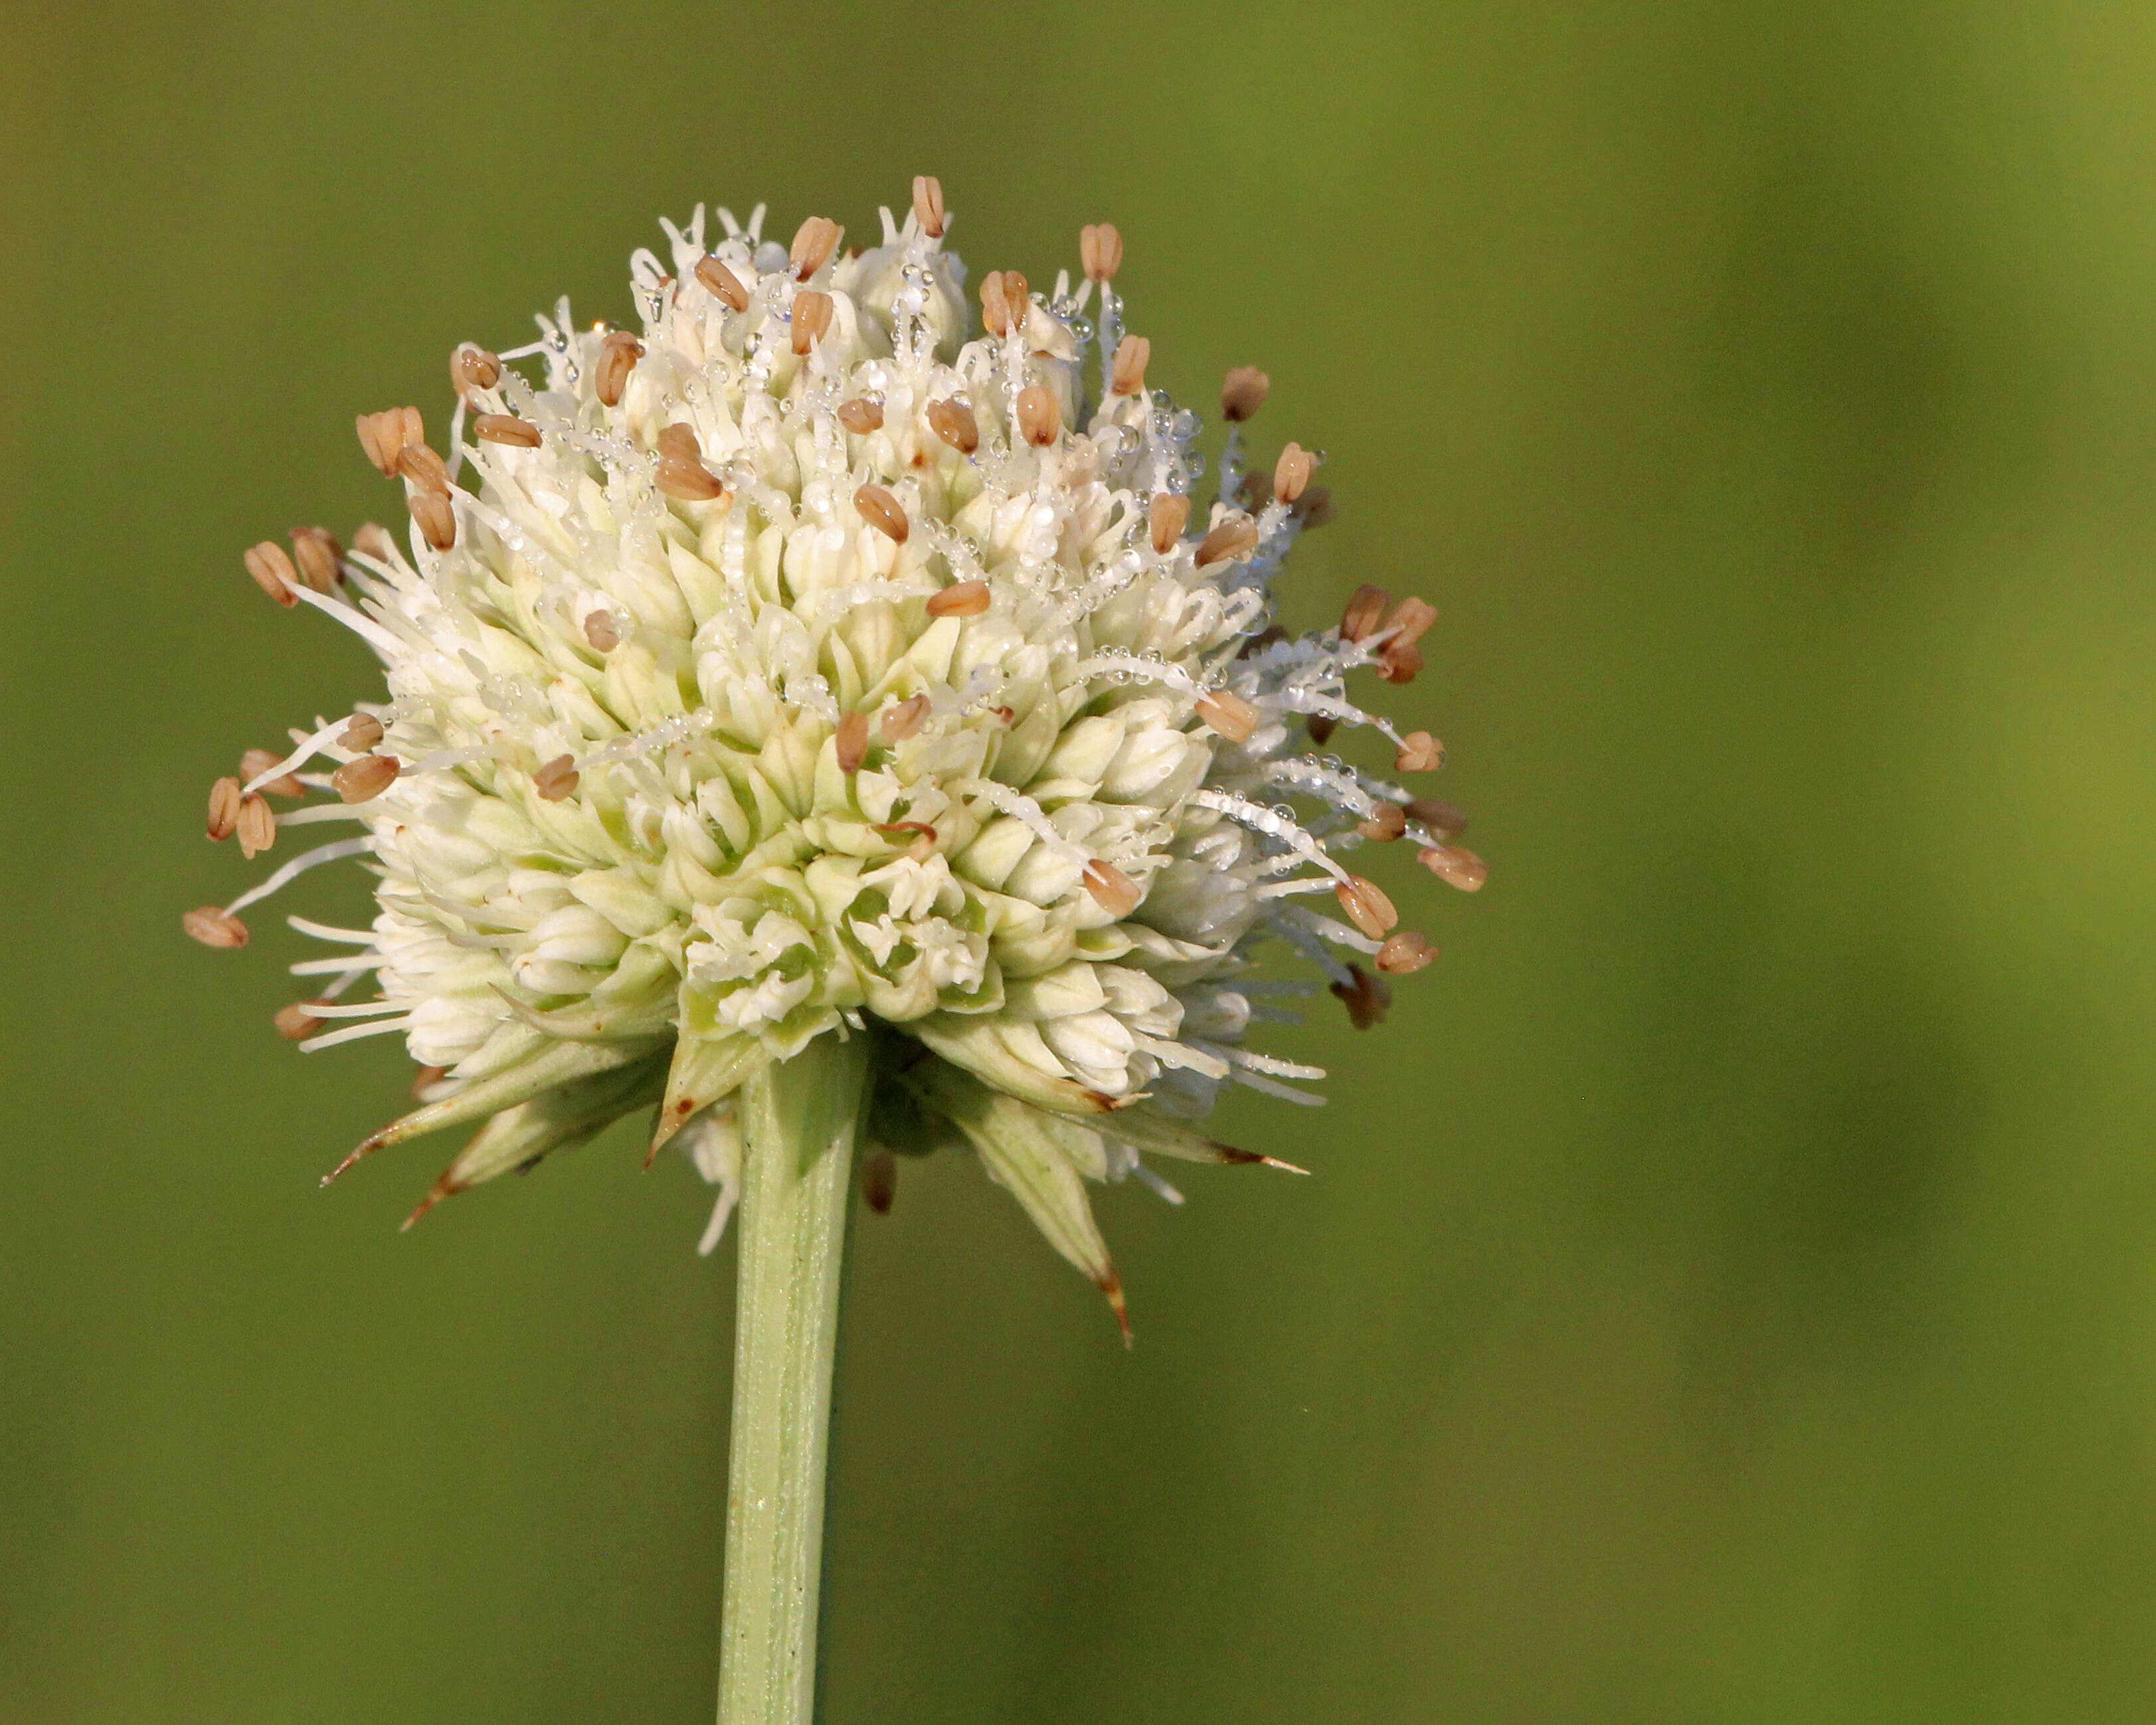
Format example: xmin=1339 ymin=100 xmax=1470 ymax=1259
xmin=189 ymin=184 xmax=1482 ymax=1325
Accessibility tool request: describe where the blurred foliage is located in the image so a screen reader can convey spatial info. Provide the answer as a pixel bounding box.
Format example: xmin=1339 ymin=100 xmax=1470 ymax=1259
xmin=6 ymin=1 xmax=2156 ymax=1720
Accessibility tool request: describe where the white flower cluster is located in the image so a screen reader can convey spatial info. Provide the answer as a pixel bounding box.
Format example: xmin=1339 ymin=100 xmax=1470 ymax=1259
xmin=190 ymin=183 xmax=1483 ymax=1323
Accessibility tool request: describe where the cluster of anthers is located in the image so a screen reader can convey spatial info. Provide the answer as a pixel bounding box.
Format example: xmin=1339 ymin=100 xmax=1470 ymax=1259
xmin=187 ymin=178 xmax=1485 ymax=1329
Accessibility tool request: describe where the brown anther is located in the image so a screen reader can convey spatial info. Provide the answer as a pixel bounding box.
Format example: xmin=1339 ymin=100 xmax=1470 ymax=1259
xmin=863 ymin=1149 xmax=898 ymax=1215
xmin=332 ymin=753 xmax=401 ymax=804
xmin=1405 ymin=796 xmax=1468 ymax=839
xmin=451 ymin=343 xmax=501 ymax=397
xmin=352 ymin=522 xmax=397 ymax=563
xmin=925 ymin=580 xmax=992 ymax=619
xmin=207 ymin=776 xmax=242 ymax=840
xmin=1418 ymin=844 xmax=1488 ymax=893
xmin=288 ymin=527 xmax=342 ymax=593
xmin=412 ymin=1064 xmax=448 ymax=1099
xmin=836 ymin=397 xmax=884 ymax=434
xmin=1358 ymin=802 xmax=1408 ymax=842
xmin=693 ymin=254 xmax=750 ymax=312
xmin=927 ymin=398 xmax=979 ymax=454
xmin=596 ymin=331 xmax=644 ymax=408
xmin=880 ymin=694 xmax=933 ymax=742
xmin=835 ymin=711 xmax=869 ymax=774
xmin=1290 ymin=485 xmax=1336 ymax=529
xmin=911 ymin=174 xmax=946 ymax=238
xmin=183 ymin=906 xmax=249 ymax=949
xmin=1195 ymin=689 xmax=1259 ymax=743
xmin=1273 ymin=442 xmax=1314 ymax=504
xmin=790 ymin=215 xmax=842 ymax=280
xmin=356 ymin=407 xmax=424 ymax=476
xmin=1148 ymin=491 xmax=1189 ymax=554
xmin=655 ymin=456 xmax=725 ymax=502
xmin=979 ymin=271 xmax=1012 ymax=337
xmin=1377 ymin=640 xmax=1423 ymax=684
xmin=240 ymin=749 xmax=305 ymax=797
xmin=583 ymin=611 xmax=620 ymax=652
xmin=1330 ymin=962 xmax=1392 ymax=1030
xmin=235 ymin=792 xmax=276 ymax=860
xmin=1220 ymin=366 xmax=1270 ymax=422
xmin=533 ymin=755 xmax=579 ymax=801
xmin=395 ymin=440 xmax=451 ymax=497
xmin=335 ymin=713 xmax=383 ymax=753
xmin=1334 ymin=873 xmax=1399 ymax=939
xmin=1240 ymin=624 xmax=1288 ymax=659
xmin=244 ymin=541 xmax=300 ymax=607
xmin=656 ymin=422 xmax=703 ymax=464
xmin=1016 ymin=385 xmax=1061 ymax=447
xmin=1376 ymin=931 xmax=1437 ymax=974
xmin=474 ymin=412 xmax=541 ymax=448
xmin=1395 ymin=731 xmax=1444 ymax=772
xmin=1111 ymin=333 xmax=1151 ymax=396
xmin=274 ymin=998 xmax=332 ymax=1040
xmin=1340 ymin=584 xmax=1391 ymax=643
xmin=1083 ymin=860 xmax=1143 ymax=918
xmin=854 ymin=483 xmax=909 ymax=544
xmin=790 ymin=290 xmax=834 ymax=355
xmin=1386 ymin=596 xmax=1438 ymax=648
xmin=874 ymin=819 xmax=939 ymax=844
xmin=1079 ymin=222 xmax=1124 ymax=284
xmin=1196 ymin=515 xmax=1259 ymax=567
xmin=407 ymin=488 xmax=456 ymax=551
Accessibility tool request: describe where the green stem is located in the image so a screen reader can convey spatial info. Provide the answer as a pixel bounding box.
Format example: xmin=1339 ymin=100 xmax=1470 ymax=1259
xmin=717 ymin=1033 xmax=870 ymax=1725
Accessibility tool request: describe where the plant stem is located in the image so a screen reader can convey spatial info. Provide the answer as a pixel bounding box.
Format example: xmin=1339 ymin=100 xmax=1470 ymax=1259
xmin=717 ymin=1033 xmax=870 ymax=1725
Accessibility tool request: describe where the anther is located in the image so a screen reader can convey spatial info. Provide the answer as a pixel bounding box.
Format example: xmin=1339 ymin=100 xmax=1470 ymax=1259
xmin=911 ymin=175 xmax=946 ymax=238
xmin=244 ymin=541 xmax=300 ymax=607
xmin=980 ymin=272 xmax=1012 ymax=337
xmin=183 ymin=907 xmax=249 ymax=949
xmin=1291 ymin=485 xmax=1336 ymax=529
xmin=451 ymin=343 xmax=501 ymax=396
xmin=1340 ymin=584 xmax=1391 ymax=643
xmin=395 ymin=441 xmax=450 ymax=496
xmin=240 ymin=749 xmax=305 ymax=797
xmin=1386 ymin=596 xmax=1437 ymax=646
xmin=596 ymin=331 xmax=644 ymax=408
xmin=1083 ymin=860 xmax=1143 ymax=918
xmin=656 ymin=423 xmax=703 ymax=464
xmin=289 ymin=527 xmax=341 ymax=593
xmin=1376 ymin=931 xmax=1437 ymax=974
xmin=583 ymin=611 xmax=620 ymax=652
xmin=407 ymin=488 xmax=456 ymax=551
xmin=656 ymin=456 xmax=725 ymax=501
xmin=695 ymin=254 xmax=751 ymax=310
xmin=236 ymin=792 xmax=276 ymax=859
xmin=1395 ymin=731 xmax=1444 ymax=772
xmin=340 ymin=713 xmax=385 ymax=751
xmin=835 ymin=711 xmax=869 ymax=774
xmin=1307 ymin=714 xmax=1338 ymax=745
xmin=1239 ymin=624 xmax=1287 ymax=658
xmin=332 ymin=753 xmax=401 ymax=804
xmin=1273 ymin=442 xmax=1314 ymax=504
xmin=836 ymin=397 xmax=883 ymax=434
xmin=533 ymin=754 xmax=579 ymax=801
xmin=880 ymin=693 xmax=932 ymax=742
xmin=207 ymin=776 xmax=242 ymax=840
xmin=790 ymin=289 xmax=833 ymax=355
xmin=1418 ymin=844 xmax=1487 ymax=892
xmin=790 ymin=215 xmax=842 ymax=280
xmin=864 ymin=1150 xmax=898 ymax=1214
xmin=352 ymin=523 xmax=397 ymax=563
xmin=927 ymin=399 xmax=979 ymax=454
xmin=1334 ymin=874 xmax=1399 ymax=939
xmin=1330 ymin=962 xmax=1392 ymax=1030
xmin=1195 ymin=689 xmax=1259 ymax=743
xmin=1148 ymin=492 xmax=1189 ymax=554
xmin=274 ymin=999 xmax=332 ymax=1040
xmin=1016 ymin=385 xmax=1061 ymax=446
xmin=925 ymin=580 xmax=991 ymax=618
xmin=474 ymin=412 xmax=541 ymax=448
xmin=1220 ymin=366 xmax=1270 ymax=422
xmin=854 ymin=483 xmax=909 ymax=544
xmin=1405 ymin=796 xmax=1468 ymax=839
xmin=1358 ymin=803 xmax=1408 ymax=842
xmin=1378 ymin=641 xmax=1423 ymax=684
xmin=1196 ymin=515 xmax=1259 ymax=567
xmin=1111 ymin=334 xmax=1150 ymax=396
xmin=1080 ymin=222 xmax=1124 ymax=283
xmin=356 ymin=407 xmax=423 ymax=476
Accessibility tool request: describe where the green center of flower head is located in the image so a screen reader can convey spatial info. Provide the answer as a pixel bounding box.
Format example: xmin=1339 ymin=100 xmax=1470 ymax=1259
xmin=187 ymin=180 xmax=1484 ymax=1326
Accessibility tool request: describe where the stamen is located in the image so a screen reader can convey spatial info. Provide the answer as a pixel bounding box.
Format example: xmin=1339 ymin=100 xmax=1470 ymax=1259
xmin=1084 ymin=860 xmax=1143 ymax=918
xmin=533 ymin=755 xmax=579 ymax=801
xmin=1307 ymin=713 xmax=1337 ymax=745
xmin=351 ymin=522 xmax=398 ymax=564
xmin=289 ymin=527 xmax=341 ymax=593
xmin=1358 ymin=803 xmax=1408 ymax=842
xmin=1386 ymin=596 xmax=1437 ymax=646
xmin=1340 ymin=584 xmax=1390 ymax=643
xmin=1196 ymin=515 xmax=1258 ymax=567
xmin=1334 ymin=874 xmax=1399 ymax=939
xmin=596 ymin=331 xmax=644 ymax=408
xmin=244 ymin=541 xmax=300 ymax=607
xmin=340 ymin=713 xmax=385 ymax=751
xmin=474 ymin=412 xmax=542 ymax=448
xmin=1405 ymin=796 xmax=1467 ymax=839
xmin=275 ymin=999 xmax=333 ymax=1040
xmin=925 ymin=581 xmax=990 ymax=618
xmin=928 ymin=399 xmax=979 ymax=454
xmin=207 ymin=776 xmax=242 ymax=840
xmin=835 ymin=711 xmax=869 ymax=774
xmin=657 ymin=422 xmax=704 ymax=463
xmin=223 ymin=836 xmax=376 ymax=918
xmin=1195 ymin=689 xmax=1259 ymax=742
xmin=656 ymin=456 xmax=725 ymax=501
xmin=1418 ymin=844 xmax=1487 ymax=892
xmin=298 ymin=1015 xmax=413 ymax=1053
xmin=790 ymin=215 xmax=842 ymax=280
xmin=854 ymin=483 xmax=909 ymax=543
xmin=395 ymin=441 xmax=451 ymax=495
xmin=355 ymin=406 xmax=424 ymax=476
xmin=791 ymin=290 xmax=833 ymax=355
xmin=1395 ymin=731 xmax=1443 ymax=772
xmin=183 ymin=906 xmax=249 ymax=949
xmin=333 ymin=753 xmax=401 ymax=804
xmin=1079 ymin=222 xmax=1124 ymax=284
xmin=695 ymin=254 xmax=751 ymax=310
xmin=236 ymin=792 xmax=276 ymax=860
xmin=1148 ymin=491 xmax=1188 ymax=554
xmin=451 ymin=343 xmax=501 ymax=396
xmin=911 ymin=175 xmax=946 ymax=239
xmin=1291 ymin=485 xmax=1336 ymax=528
xmin=584 ymin=612 xmax=620 ymax=652
xmin=1111 ymin=334 xmax=1150 ymax=396
xmin=836 ymin=398 xmax=883 ymax=434
xmin=1220 ymin=366 xmax=1270 ymax=422
xmin=1376 ymin=931 xmax=1436 ymax=974
xmin=1016 ymin=386 xmax=1061 ymax=446
xmin=407 ymin=488 xmax=456 ymax=551
xmin=880 ymin=693 xmax=932 ymax=741
xmin=1377 ymin=641 xmax=1422 ymax=684
xmin=1329 ymin=962 xmax=1390 ymax=1030
xmin=1273 ymin=442 xmax=1313 ymax=504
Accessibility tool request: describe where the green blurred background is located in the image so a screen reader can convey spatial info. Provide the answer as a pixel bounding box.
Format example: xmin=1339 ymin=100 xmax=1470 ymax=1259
xmin=6 ymin=1 xmax=2155 ymax=1719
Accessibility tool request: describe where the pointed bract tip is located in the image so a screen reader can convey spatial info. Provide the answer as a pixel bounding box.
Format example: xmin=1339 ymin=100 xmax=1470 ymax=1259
xmin=321 ymin=1132 xmax=389 ymax=1186
xmin=399 ymin=1176 xmax=459 ymax=1231
xmin=1098 ymin=1269 xmax=1132 ymax=1346
xmin=1213 ymin=1142 xmax=1312 ymax=1175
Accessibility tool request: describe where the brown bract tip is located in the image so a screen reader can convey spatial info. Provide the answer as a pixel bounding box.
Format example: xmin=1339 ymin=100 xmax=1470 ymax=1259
xmin=1098 ymin=1267 xmax=1132 ymax=1346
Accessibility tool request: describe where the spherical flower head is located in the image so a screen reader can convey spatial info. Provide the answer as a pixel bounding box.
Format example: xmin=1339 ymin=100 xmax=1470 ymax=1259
xmin=189 ymin=186 xmax=1483 ymax=1326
